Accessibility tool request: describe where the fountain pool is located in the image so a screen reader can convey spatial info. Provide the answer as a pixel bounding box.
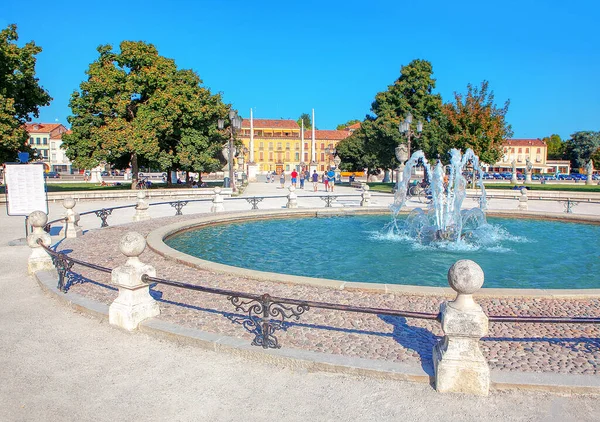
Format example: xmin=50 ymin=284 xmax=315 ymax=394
xmin=164 ymin=214 xmax=600 ymax=289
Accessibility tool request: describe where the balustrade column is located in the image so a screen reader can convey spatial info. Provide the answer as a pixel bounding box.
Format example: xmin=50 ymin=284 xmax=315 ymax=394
xmin=433 ymin=260 xmax=489 ymax=395
xmin=360 ymin=184 xmax=371 ymax=207
xmin=518 ymin=188 xmax=528 ymax=211
xmin=61 ymin=197 xmax=83 ymax=238
xmin=286 ymin=185 xmax=298 ymax=209
xmin=109 ymin=232 xmax=159 ymax=331
xmin=27 ymin=211 xmax=54 ymax=274
xmin=211 ymin=187 xmax=225 ymax=213
xmin=133 ymin=190 xmax=151 ymax=221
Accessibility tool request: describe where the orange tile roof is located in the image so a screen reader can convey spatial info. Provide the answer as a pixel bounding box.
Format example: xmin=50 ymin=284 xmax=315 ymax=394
xmin=25 ymin=123 xmax=69 ymax=139
xmin=304 ymin=130 xmax=352 ymax=141
xmin=504 ymin=138 xmax=546 ymax=147
xmin=346 ymin=122 xmax=361 ymax=130
xmin=242 ymin=119 xmax=299 ymax=130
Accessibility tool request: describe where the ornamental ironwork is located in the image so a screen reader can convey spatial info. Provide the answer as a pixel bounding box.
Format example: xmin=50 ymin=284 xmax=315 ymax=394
xmin=319 ymin=196 xmax=337 ymax=207
xmin=561 ymin=199 xmax=578 ymax=213
xmin=228 ymin=293 xmax=309 ymax=349
xmin=245 ymin=197 xmax=263 ymax=210
xmin=170 ymin=201 xmax=188 ymax=216
xmin=94 ymin=208 xmax=112 ymax=227
xmin=52 ymin=252 xmax=74 ymax=293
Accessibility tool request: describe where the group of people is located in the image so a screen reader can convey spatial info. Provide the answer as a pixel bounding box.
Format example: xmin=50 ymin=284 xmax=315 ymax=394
xmin=266 ymin=169 xmax=337 ymax=192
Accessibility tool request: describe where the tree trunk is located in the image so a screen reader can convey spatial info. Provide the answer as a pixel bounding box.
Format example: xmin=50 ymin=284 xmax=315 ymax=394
xmin=131 ymin=152 xmax=139 ymax=190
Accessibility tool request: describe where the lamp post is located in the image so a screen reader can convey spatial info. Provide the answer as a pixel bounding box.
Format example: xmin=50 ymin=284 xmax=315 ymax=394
xmin=218 ymin=110 xmax=242 ymax=193
xmin=398 ymin=112 xmax=423 ymax=182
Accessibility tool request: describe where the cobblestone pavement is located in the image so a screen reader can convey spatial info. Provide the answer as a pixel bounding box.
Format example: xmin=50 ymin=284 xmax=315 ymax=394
xmin=51 ymin=182 xmax=600 ymax=377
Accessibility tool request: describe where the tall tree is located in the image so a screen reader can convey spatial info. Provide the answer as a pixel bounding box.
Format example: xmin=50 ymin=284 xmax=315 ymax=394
xmin=0 ymin=24 xmax=52 ymax=163
xmin=336 ymin=119 xmax=360 ymax=130
xmin=442 ymin=81 xmax=512 ymax=164
xmin=352 ymin=59 xmax=444 ymax=170
xmin=565 ymin=131 xmax=600 ymax=169
xmin=297 ymin=113 xmax=311 ymax=130
xmin=63 ymin=41 xmax=227 ymax=188
xmin=542 ymin=134 xmax=565 ymax=160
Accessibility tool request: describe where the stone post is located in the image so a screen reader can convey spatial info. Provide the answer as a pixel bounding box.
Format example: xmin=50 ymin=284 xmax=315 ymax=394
xmin=109 ymin=232 xmax=159 ymax=331
xmin=133 ymin=190 xmax=151 ymax=221
xmin=211 ymin=187 xmax=225 ymax=213
xmin=61 ymin=197 xmax=83 ymax=238
xmin=27 ymin=211 xmax=54 ymax=274
xmin=433 ymin=260 xmax=489 ymax=396
xmin=287 ymin=185 xmax=298 ymax=209
xmin=360 ymin=185 xmax=371 ymax=207
xmin=586 ymin=161 xmax=594 ymax=185
xmin=518 ymin=188 xmax=528 ymax=211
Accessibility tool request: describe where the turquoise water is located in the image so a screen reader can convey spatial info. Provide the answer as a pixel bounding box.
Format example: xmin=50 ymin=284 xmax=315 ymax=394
xmin=165 ymin=215 xmax=600 ymax=289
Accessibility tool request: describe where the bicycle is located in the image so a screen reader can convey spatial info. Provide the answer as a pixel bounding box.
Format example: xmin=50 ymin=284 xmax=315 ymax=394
xmin=136 ymin=177 xmax=150 ymax=189
xmin=418 ymin=187 xmax=433 ymax=204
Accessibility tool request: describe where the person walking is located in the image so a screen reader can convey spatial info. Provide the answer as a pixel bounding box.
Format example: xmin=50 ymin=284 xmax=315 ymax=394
xmin=279 ymin=172 xmax=285 ymax=188
xmin=266 ymin=172 xmax=270 ymax=183
xmin=323 ymin=172 xmax=329 ymax=192
xmin=299 ymin=171 xmax=305 ymax=189
xmin=312 ymin=170 xmax=319 ymax=192
xmin=291 ymin=169 xmax=298 ymax=187
xmin=327 ymin=168 xmax=336 ymax=192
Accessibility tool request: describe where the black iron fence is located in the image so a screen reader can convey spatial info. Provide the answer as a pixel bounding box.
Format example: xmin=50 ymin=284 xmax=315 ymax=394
xmin=37 ymin=240 xmax=600 ymax=351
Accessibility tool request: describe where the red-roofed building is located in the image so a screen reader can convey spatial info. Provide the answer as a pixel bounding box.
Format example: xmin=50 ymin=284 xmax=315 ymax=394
xmin=24 ymin=123 xmax=72 ymax=173
xmin=238 ymin=117 xmax=351 ymax=174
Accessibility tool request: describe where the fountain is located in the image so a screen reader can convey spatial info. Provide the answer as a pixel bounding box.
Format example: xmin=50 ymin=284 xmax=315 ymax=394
xmin=389 ymin=148 xmax=489 ymax=244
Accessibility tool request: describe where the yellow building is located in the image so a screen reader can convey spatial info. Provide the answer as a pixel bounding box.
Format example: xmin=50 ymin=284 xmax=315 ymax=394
xmin=485 ymin=138 xmax=569 ymax=174
xmin=24 ymin=123 xmax=71 ymax=173
xmin=239 ymin=117 xmax=351 ymax=174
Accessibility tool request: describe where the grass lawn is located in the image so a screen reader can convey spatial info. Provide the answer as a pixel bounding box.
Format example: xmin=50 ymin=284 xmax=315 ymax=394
xmin=0 ymin=180 xmax=224 ymax=194
xmin=365 ymin=182 xmax=600 ymax=194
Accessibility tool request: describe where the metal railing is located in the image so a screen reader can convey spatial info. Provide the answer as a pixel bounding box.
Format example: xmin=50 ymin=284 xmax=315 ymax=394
xmin=38 ymin=239 xmax=600 ymax=351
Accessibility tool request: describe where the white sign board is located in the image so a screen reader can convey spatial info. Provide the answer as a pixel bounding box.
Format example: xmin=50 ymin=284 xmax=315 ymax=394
xmin=5 ymin=163 xmax=48 ymax=216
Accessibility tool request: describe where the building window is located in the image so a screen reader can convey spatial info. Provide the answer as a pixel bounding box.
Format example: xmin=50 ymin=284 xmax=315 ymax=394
xmin=43 ymin=150 xmax=48 ymax=158
xmin=304 ymin=152 xmax=308 ymax=162
xmin=320 ymin=153 xmax=325 ymax=161
xmin=43 ymin=138 xmax=47 ymax=145
xmin=259 ymin=142 xmax=264 ymax=150
xmin=286 ymin=151 xmax=290 ymax=160
xmin=30 ymin=137 xmax=34 ymax=144
xmin=286 ymin=143 xmax=290 ymax=150
xmin=51 ymin=153 xmax=56 ymax=161
xmin=277 ymin=142 xmax=282 ymax=150
xmin=518 ymin=148 xmax=522 ymax=153
xmin=36 ymin=137 xmax=41 ymax=145
xmin=295 ymin=152 xmax=299 ymax=160
xmin=269 ymin=142 xmax=273 ymax=150
xmin=525 ymin=148 xmax=529 ymax=153
xmin=295 ymin=143 xmax=299 ymax=150
xmin=269 ymin=152 xmax=273 ymax=161
xmin=304 ymin=142 xmax=308 ymax=150
xmin=537 ymin=148 xmax=541 ymax=153
xmin=320 ymin=143 xmax=325 ymax=150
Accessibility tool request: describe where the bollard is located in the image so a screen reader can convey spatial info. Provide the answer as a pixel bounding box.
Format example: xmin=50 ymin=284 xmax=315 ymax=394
xmin=211 ymin=187 xmax=225 ymax=213
xmin=27 ymin=211 xmax=54 ymax=274
xmin=433 ymin=260 xmax=489 ymax=396
xmin=133 ymin=190 xmax=151 ymax=221
xmin=360 ymin=184 xmax=371 ymax=207
xmin=109 ymin=232 xmax=159 ymax=331
xmin=517 ymin=188 xmax=528 ymax=211
xmin=61 ymin=197 xmax=83 ymax=238
xmin=286 ymin=185 xmax=298 ymax=209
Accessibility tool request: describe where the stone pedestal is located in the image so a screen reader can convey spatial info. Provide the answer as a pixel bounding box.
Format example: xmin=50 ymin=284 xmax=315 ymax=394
xmin=309 ymin=161 xmax=318 ymax=175
xmin=518 ymin=188 xmax=528 ymax=211
xmin=510 ymin=175 xmax=517 ymax=185
xmin=109 ymin=232 xmax=159 ymax=331
xmin=89 ymin=165 xmax=104 ymax=183
xmin=247 ymin=162 xmax=259 ymax=182
xmin=286 ymin=186 xmax=298 ymax=208
xmin=433 ymin=260 xmax=489 ymax=396
xmin=525 ymin=174 xmax=532 ymax=184
xmin=133 ymin=191 xmax=151 ymax=221
xmin=360 ymin=185 xmax=371 ymax=207
xmin=211 ymin=187 xmax=225 ymax=213
xmin=61 ymin=197 xmax=83 ymax=238
xmin=27 ymin=211 xmax=54 ymax=274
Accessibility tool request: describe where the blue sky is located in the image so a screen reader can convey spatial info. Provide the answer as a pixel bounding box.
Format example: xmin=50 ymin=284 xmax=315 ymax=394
xmin=2 ymin=0 xmax=599 ymax=139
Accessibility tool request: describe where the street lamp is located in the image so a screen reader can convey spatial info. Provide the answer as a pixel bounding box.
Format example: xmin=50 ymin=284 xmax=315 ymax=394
xmin=218 ymin=109 xmax=242 ymax=193
xmin=398 ymin=112 xmax=423 ymax=182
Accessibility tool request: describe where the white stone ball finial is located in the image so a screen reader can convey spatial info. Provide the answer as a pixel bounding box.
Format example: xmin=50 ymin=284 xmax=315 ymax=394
xmin=137 ymin=190 xmax=146 ymax=200
xmin=63 ymin=197 xmax=76 ymax=210
xmin=288 ymin=185 xmax=296 ymax=193
xmin=447 ymin=260 xmax=484 ymax=310
xmin=214 ymin=186 xmax=222 ymax=194
xmin=363 ymin=184 xmax=370 ymax=192
xmin=29 ymin=210 xmax=48 ymax=228
xmin=119 ymin=232 xmax=146 ymax=263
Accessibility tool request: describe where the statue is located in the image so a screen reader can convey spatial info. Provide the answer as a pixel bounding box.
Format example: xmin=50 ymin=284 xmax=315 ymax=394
xmin=511 ymin=160 xmax=516 ymax=174
xmin=525 ymin=158 xmax=533 ymax=175
xmin=586 ymin=160 xmax=594 ymax=175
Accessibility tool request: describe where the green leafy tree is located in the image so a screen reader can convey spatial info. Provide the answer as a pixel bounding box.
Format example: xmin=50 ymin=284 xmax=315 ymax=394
xmin=297 ymin=113 xmax=311 ymax=130
xmin=0 ymin=24 xmax=52 ymax=163
xmin=336 ymin=119 xmax=360 ymax=130
xmin=63 ymin=41 xmax=227 ymax=188
xmin=442 ymin=81 xmax=512 ymax=164
xmin=565 ymin=131 xmax=600 ymax=169
xmin=542 ymin=134 xmax=565 ymax=160
xmin=335 ymin=131 xmax=377 ymax=171
xmin=351 ymin=59 xmax=444 ymax=170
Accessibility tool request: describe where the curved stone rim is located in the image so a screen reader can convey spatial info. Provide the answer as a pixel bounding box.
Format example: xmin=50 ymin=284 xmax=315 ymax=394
xmin=146 ymin=208 xmax=600 ymax=298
